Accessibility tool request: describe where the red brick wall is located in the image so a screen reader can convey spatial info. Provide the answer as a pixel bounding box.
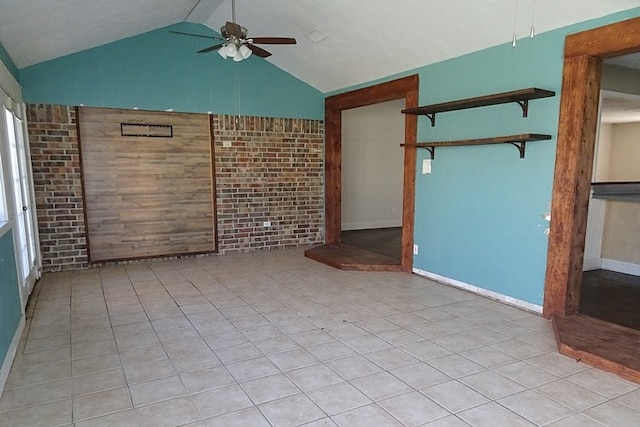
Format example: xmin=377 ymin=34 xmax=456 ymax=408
xmin=27 ymin=105 xmax=88 ymax=271
xmin=213 ymin=115 xmax=324 ymax=253
xmin=26 ymin=106 xmax=324 ymax=270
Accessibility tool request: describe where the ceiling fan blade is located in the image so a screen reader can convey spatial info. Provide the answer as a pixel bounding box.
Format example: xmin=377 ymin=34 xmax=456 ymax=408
xmin=250 ymin=37 xmax=297 ymax=45
xmin=169 ymin=30 xmax=222 ymax=40
xmin=225 ymin=21 xmax=243 ymax=38
xmin=247 ymin=44 xmax=272 ymax=58
xmin=198 ymin=44 xmax=225 ymax=53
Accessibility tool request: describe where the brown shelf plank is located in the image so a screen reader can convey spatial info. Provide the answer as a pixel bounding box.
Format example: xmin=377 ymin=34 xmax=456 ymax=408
xmin=401 ymin=133 xmax=552 ymax=159
xmin=401 ymin=88 xmax=555 ymax=119
xmin=413 ymin=133 xmax=552 ymax=147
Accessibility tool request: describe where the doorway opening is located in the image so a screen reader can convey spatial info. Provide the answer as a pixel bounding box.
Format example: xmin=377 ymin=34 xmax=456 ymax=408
xmin=580 ymin=86 xmax=640 ymax=331
xmin=340 ymin=99 xmax=405 ymax=261
xmin=305 ymin=75 xmax=418 ymax=272
xmin=544 ymin=16 xmax=640 ymax=383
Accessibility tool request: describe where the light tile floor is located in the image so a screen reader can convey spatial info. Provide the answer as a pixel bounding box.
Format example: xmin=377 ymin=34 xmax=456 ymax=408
xmin=1 ymin=248 xmax=639 ymax=427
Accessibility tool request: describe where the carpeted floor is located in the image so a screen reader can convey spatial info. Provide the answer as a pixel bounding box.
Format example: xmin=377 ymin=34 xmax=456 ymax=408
xmin=580 ymin=269 xmax=640 ymax=330
xmin=341 ymin=227 xmax=402 ymax=260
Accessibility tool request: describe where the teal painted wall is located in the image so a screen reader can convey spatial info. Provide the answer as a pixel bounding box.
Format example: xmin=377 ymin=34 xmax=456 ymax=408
xmin=19 ymin=23 xmax=323 ymax=119
xmin=0 ymin=42 xmax=19 ymax=81
xmin=0 ymin=231 xmax=21 ymax=367
xmin=414 ymin=8 xmax=640 ymax=306
xmin=334 ymin=8 xmax=640 ymax=306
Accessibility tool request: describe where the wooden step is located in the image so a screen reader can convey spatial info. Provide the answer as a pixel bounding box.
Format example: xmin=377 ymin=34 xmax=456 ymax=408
xmin=553 ymin=313 xmax=640 ymax=383
xmin=304 ymin=242 xmax=403 ymax=272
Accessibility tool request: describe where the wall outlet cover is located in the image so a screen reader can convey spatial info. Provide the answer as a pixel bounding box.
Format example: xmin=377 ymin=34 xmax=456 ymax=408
xmin=422 ymin=159 xmax=431 ymax=174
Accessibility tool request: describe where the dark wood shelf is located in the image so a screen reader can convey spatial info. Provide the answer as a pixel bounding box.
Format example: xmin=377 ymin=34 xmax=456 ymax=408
xmin=401 ymin=88 xmax=555 ymax=126
xmin=401 ymin=133 xmax=552 ymax=159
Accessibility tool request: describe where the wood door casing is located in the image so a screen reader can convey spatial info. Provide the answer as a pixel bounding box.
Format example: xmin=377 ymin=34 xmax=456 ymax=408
xmin=324 ymin=75 xmax=419 ymax=272
xmin=78 ymin=107 xmax=216 ymax=262
xmin=544 ymin=16 xmax=640 ymax=317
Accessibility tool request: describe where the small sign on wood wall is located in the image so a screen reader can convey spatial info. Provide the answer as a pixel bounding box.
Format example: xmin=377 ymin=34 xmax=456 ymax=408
xmin=121 ymin=123 xmax=173 ymax=138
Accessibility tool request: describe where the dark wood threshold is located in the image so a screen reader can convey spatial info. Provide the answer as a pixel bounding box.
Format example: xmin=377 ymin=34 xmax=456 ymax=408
xmin=553 ymin=313 xmax=640 ymax=383
xmin=304 ymin=242 xmax=403 ymax=272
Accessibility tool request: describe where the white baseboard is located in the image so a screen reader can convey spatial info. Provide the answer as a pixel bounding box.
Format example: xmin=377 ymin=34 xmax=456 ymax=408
xmin=601 ymin=258 xmax=640 ymax=276
xmin=413 ymin=268 xmax=543 ymax=314
xmin=342 ymin=220 xmax=402 ymax=231
xmin=583 ymin=258 xmax=603 ymax=271
xmin=0 ymin=314 xmax=25 ymax=399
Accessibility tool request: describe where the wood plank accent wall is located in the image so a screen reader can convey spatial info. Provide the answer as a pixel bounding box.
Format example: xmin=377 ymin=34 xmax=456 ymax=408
xmin=78 ymin=107 xmax=215 ymax=262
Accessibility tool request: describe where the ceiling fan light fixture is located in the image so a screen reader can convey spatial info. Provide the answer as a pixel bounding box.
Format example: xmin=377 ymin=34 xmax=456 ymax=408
xmin=217 ymin=45 xmax=228 ymax=59
xmin=226 ymin=42 xmax=238 ymax=57
xmin=238 ymin=44 xmax=252 ymax=59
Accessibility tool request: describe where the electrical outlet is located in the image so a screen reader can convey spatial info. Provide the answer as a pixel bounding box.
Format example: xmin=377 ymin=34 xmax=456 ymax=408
xmin=413 ymin=244 xmax=419 ymax=255
xmin=263 ymin=221 xmax=271 ymax=227
xmin=223 ymin=141 xmax=232 ymax=148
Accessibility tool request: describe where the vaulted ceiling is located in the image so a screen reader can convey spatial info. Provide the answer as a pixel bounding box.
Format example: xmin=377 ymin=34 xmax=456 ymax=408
xmin=1 ymin=0 xmax=639 ymax=92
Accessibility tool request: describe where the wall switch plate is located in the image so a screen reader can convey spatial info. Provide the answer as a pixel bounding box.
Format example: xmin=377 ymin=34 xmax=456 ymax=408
xmin=413 ymin=244 xmax=419 ymax=255
xmin=263 ymin=221 xmax=271 ymax=227
xmin=422 ymin=159 xmax=431 ymax=174
xmin=223 ymin=141 xmax=232 ymax=148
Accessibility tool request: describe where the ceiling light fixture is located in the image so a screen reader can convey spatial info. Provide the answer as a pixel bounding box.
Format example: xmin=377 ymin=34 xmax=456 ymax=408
xmin=215 ymin=0 xmax=253 ymax=62
xmin=217 ymin=36 xmax=252 ymax=61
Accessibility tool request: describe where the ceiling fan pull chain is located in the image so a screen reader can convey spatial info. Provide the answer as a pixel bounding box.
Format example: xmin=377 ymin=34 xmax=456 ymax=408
xmin=530 ymin=0 xmax=536 ymax=38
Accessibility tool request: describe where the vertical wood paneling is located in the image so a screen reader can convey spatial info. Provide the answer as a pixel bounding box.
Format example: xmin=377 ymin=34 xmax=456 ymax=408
xmin=79 ymin=107 xmax=215 ymax=262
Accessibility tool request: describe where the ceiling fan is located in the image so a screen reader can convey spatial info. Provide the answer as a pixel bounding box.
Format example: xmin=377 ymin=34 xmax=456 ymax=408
xmin=171 ymin=0 xmax=296 ymax=61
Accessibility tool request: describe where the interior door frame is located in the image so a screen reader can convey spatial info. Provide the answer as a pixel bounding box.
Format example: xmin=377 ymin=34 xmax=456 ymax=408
xmin=324 ymin=75 xmax=418 ymax=272
xmin=543 ymin=16 xmax=640 ymax=317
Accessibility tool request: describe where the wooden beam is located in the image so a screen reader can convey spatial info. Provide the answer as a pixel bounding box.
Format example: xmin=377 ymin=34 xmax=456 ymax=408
xmin=544 ymin=56 xmax=601 ymax=317
xmin=401 ymin=87 xmax=418 ymax=272
xmin=324 ymin=107 xmax=342 ymax=244
xmin=565 ymin=16 xmax=640 ymax=59
xmin=326 ymin=75 xmax=419 ymax=111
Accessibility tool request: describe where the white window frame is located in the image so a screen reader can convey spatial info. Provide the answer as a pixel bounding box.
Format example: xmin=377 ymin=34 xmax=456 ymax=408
xmin=1 ymin=60 xmax=41 ymax=307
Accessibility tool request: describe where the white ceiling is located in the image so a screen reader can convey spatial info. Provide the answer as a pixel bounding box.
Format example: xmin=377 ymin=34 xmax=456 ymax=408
xmin=1 ymin=0 xmax=640 ymax=92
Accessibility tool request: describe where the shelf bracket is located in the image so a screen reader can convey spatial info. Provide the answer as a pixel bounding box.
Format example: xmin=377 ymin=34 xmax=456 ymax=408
xmin=515 ymin=100 xmax=529 ymax=117
xmin=423 ymin=113 xmax=436 ymax=127
xmin=506 ymin=141 xmax=526 ymax=158
xmin=423 ymin=146 xmax=435 ymax=159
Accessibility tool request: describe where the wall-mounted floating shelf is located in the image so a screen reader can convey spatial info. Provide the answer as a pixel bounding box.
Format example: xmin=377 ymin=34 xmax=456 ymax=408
xmin=401 ymin=133 xmax=552 ymax=159
xmin=401 ymin=88 xmax=556 ymax=126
